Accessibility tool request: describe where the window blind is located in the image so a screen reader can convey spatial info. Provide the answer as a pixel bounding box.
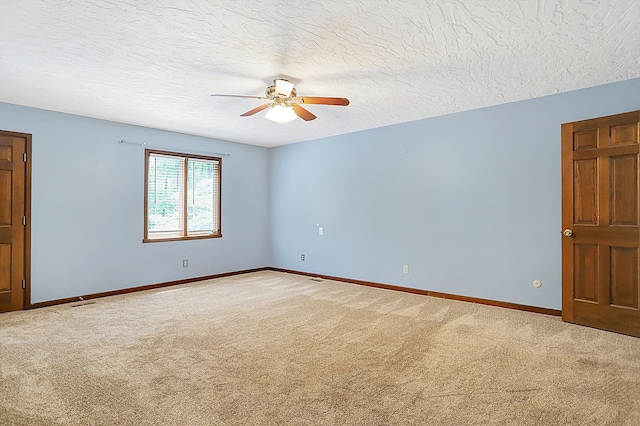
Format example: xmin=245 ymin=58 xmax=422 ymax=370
xmin=145 ymin=150 xmax=221 ymax=241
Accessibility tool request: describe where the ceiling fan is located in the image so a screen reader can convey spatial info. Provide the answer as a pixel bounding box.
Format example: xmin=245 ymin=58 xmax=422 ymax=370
xmin=210 ymin=79 xmax=349 ymax=123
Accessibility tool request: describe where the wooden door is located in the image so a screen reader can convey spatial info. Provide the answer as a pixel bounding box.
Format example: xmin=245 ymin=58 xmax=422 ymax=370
xmin=0 ymin=131 xmax=30 ymax=313
xmin=562 ymin=110 xmax=640 ymax=337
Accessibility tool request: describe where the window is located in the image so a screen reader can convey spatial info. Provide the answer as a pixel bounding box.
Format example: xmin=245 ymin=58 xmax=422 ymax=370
xmin=144 ymin=149 xmax=221 ymax=242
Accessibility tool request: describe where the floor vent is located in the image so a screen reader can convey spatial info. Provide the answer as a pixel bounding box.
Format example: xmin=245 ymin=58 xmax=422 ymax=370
xmin=72 ymin=301 xmax=96 ymax=307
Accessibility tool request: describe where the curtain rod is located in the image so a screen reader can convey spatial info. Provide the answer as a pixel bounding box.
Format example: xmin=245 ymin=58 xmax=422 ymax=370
xmin=118 ymin=139 xmax=231 ymax=157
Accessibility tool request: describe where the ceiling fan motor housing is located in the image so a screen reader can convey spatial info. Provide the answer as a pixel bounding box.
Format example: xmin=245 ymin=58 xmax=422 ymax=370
xmin=266 ymin=79 xmax=297 ymax=99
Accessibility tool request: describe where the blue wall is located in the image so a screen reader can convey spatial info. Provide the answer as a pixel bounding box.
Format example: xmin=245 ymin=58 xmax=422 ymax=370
xmin=2 ymin=78 xmax=639 ymax=307
xmin=0 ymin=103 xmax=271 ymax=303
xmin=269 ymin=78 xmax=640 ymax=310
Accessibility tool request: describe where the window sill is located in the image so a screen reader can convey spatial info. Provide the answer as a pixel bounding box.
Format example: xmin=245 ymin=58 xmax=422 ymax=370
xmin=143 ymin=233 xmax=222 ymax=243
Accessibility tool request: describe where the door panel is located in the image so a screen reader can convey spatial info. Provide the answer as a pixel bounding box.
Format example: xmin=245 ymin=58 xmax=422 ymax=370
xmin=0 ymin=169 xmax=11 ymax=224
xmin=611 ymin=122 xmax=638 ymax=146
xmin=562 ymin=110 xmax=640 ymax=337
xmin=610 ymin=246 xmax=638 ymax=309
xmin=573 ymin=244 xmax=599 ymax=302
xmin=573 ymin=159 xmax=599 ymax=225
xmin=574 ymin=129 xmax=599 ymax=150
xmin=0 ymin=243 xmax=10 ymax=292
xmin=0 ymin=132 xmax=29 ymax=312
xmin=610 ymin=155 xmax=637 ymax=226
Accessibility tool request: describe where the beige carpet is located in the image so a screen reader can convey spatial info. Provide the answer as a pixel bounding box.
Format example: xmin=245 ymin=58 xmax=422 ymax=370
xmin=1 ymin=271 xmax=639 ymax=425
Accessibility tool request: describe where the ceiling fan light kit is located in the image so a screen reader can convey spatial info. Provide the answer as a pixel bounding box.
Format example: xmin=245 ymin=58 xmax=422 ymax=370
xmin=211 ymin=79 xmax=349 ymax=123
xmin=265 ymin=104 xmax=297 ymax=123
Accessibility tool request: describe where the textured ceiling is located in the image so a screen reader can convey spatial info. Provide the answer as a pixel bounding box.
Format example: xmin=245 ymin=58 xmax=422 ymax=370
xmin=1 ymin=1 xmax=639 ymax=147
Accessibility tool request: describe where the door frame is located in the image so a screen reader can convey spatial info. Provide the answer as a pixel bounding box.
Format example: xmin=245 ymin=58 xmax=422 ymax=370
xmin=0 ymin=130 xmax=32 ymax=309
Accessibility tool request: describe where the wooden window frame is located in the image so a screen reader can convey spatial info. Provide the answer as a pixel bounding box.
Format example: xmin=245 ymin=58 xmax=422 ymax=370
xmin=144 ymin=149 xmax=222 ymax=243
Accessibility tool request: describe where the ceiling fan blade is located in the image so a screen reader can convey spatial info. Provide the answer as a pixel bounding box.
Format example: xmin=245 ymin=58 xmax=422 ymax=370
xmin=295 ymin=97 xmax=350 ymax=106
xmin=240 ymin=103 xmax=272 ymax=117
xmin=211 ymin=94 xmax=269 ymax=100
xmin=291 ymin=104 xmax=317 ymax=121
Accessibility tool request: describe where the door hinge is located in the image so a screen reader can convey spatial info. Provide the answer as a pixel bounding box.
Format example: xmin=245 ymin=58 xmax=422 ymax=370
xmin=23 ymin=216 xmax=26 ymax=226
xmin=23 ymin=152 xmax=27 ymax=162
xmin=22 ymin=279 xmax=26 ymax=289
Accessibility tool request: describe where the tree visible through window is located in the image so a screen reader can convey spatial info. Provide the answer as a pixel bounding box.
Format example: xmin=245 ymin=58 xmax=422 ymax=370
xmin=144 ymin=149 xmax=221 ymax=241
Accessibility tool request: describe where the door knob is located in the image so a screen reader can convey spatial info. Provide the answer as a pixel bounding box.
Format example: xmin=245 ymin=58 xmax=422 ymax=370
xmin=563 ymin=229 xmax=574 ymax=237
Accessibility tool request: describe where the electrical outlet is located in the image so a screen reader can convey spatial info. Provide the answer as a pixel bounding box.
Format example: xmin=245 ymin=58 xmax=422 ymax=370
xmin=403 ymin=265 xmax=409 ymax=274
xmin=182 ymin=259 xmax=188 ymax=268
xmin=301 ymin=254 xmax=305 ymax=261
